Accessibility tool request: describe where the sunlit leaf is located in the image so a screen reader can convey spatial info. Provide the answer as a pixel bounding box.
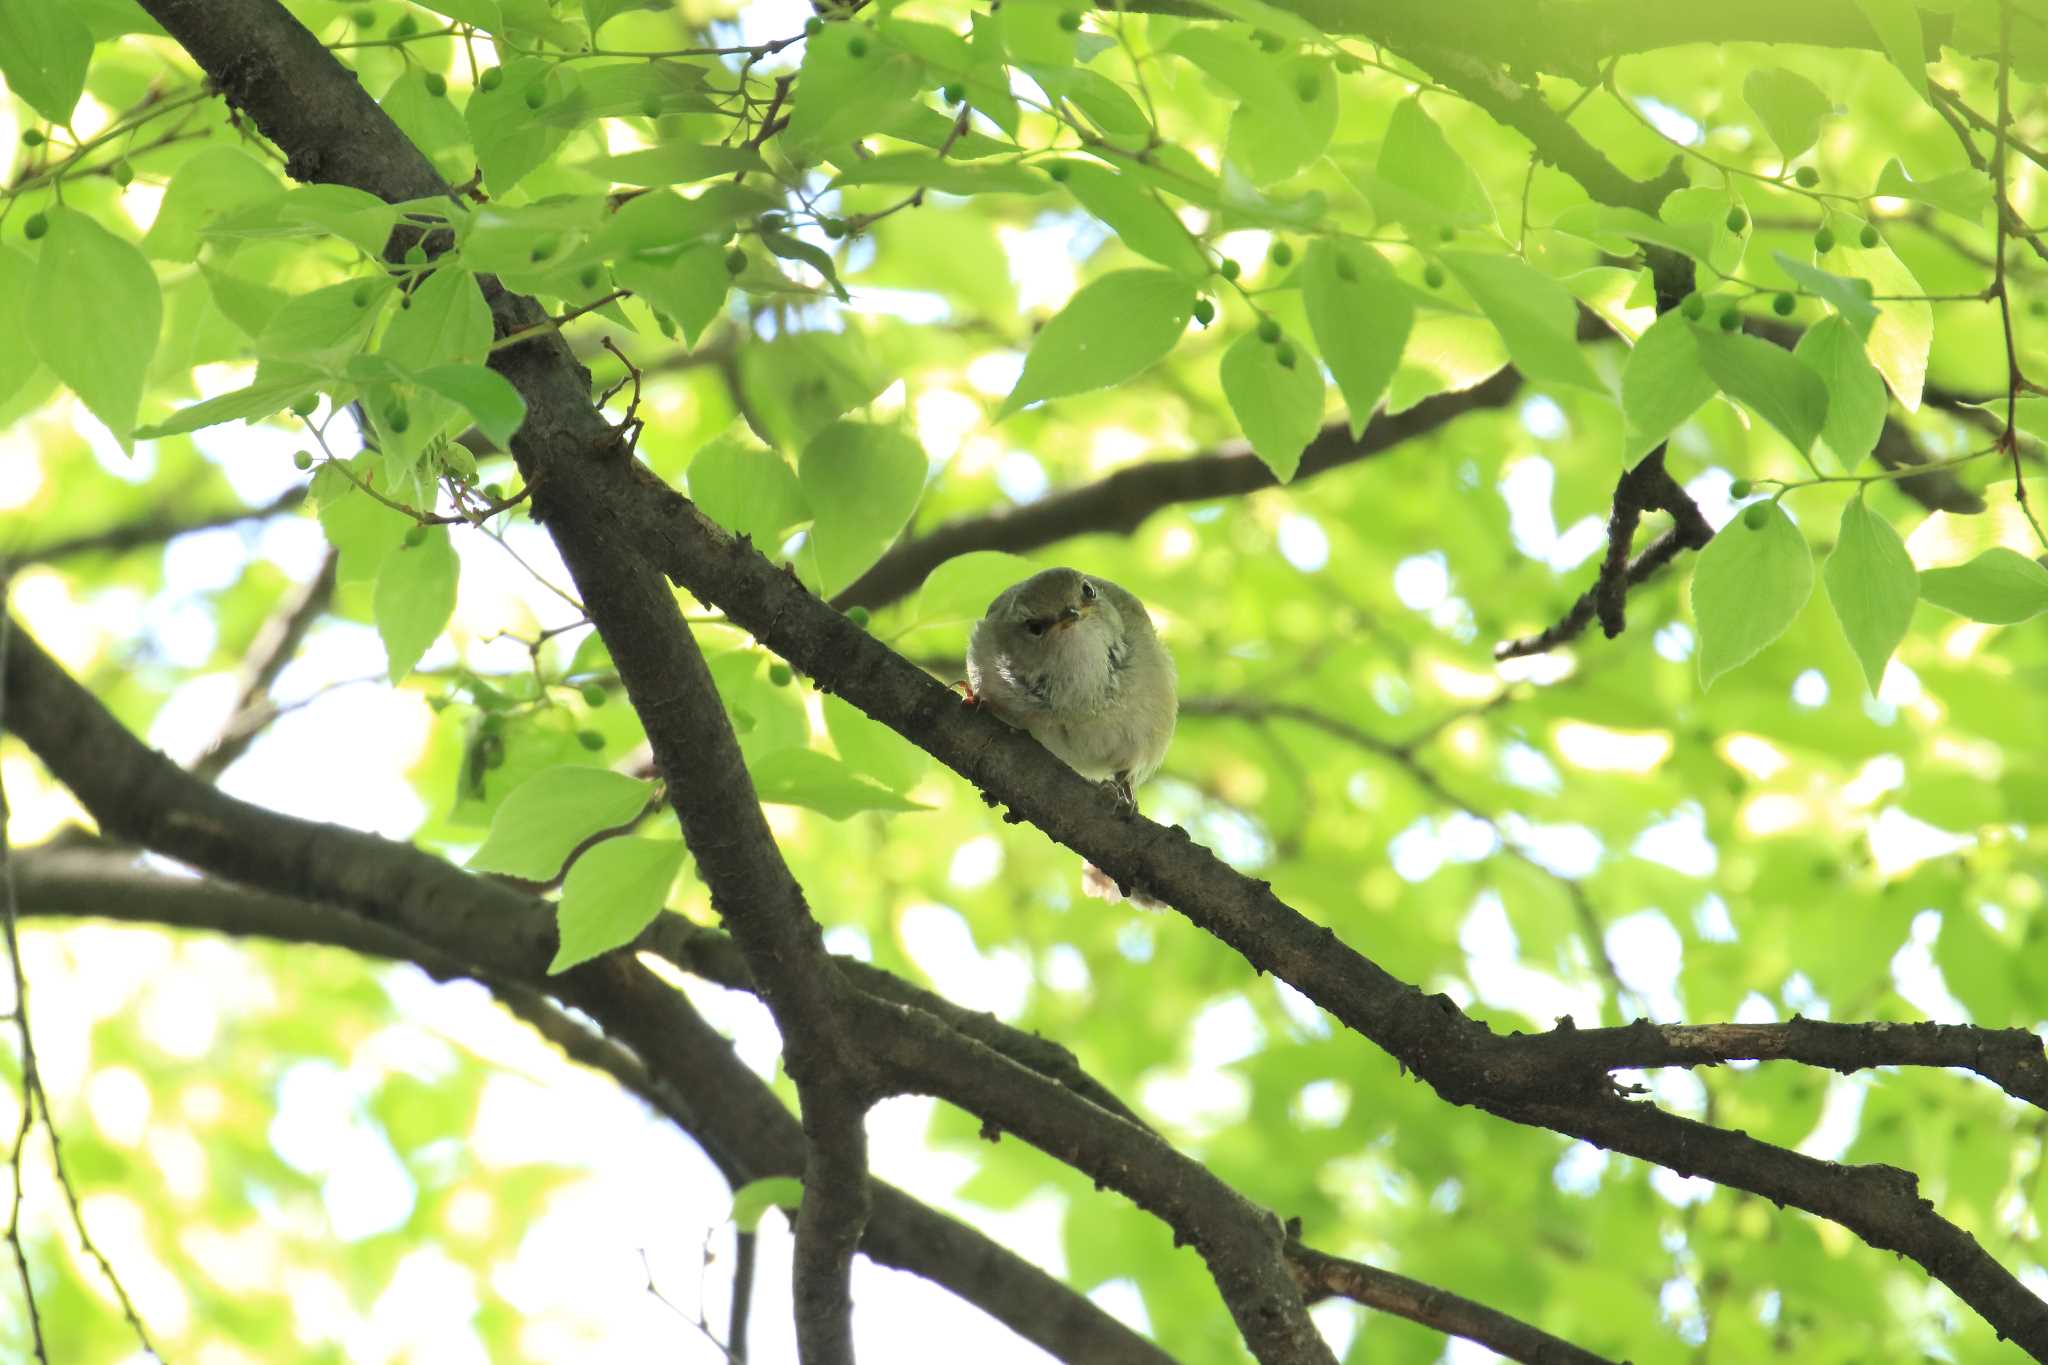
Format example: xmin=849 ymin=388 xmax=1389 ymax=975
xmin=1692 ymin=501 xmax=1814 ymax=687
xmin=1825 ymin=497 xmax=1917 ymax=693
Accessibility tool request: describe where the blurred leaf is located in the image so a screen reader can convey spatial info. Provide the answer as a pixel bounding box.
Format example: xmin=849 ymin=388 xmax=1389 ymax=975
xmin=0 ymin=0 xmax=91 ymax=122
xmin=1221 ymin=329 xmax=1325 ymax=481
xmin=731 ymin=1176 xmax=804 ymax=1231
xmin=1692 ymin=502 xmax=1814 ymax=687
xmin=799 ymin=421 xmax=928 ymax=595
xmin=373 ymin=524 xmax=459 ymax=682
xmin=470 ymin=766 xmax=655 ymax=879
xmin=1692 ymin=326 xmax=1828 ymax=454
xmin=749 ymin=748 xmax=928 ymax=818
xmin=1302 ymin=240 xmax=1411 ymax=438
xmin=28 ymin=209 xmax=162 ymax=445
xmin=1743 ymin=66 xmax=1832 ymax=158
xmin=1919 ymin=547 xmax=2048 ymax=623
xmin=1825 ymin=497 xmax=1917 ymax=693
xmin=1441 ymin=251 xmax=1602 ymax=392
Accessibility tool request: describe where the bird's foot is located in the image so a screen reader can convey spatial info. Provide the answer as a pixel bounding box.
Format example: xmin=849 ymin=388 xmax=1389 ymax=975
xmin=952 ymin=679 xmax=979 ymax=707
xmin=1099 ymin=773 xmax=1137 ymax=813
xmin=1082 ymin=862 xmax=1166 ymax=911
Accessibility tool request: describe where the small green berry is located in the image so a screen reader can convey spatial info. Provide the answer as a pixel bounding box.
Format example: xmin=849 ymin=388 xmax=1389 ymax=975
xmin=757 ymin=212 xmax=785 ymax=232
xmin=804 ymin=16 xmax=823 ymax=35
xmin=1219 ymin=258 xmax=1240 ymax=281
xmin=724 ymin=247 xmax=748 ymax=275
xmin=1813 ymin=226 xmax=1835 ymax=253
xmin=530 ymin=235 xmax=558 ymax=262
xmin=1251 ymin=28 xmax=1282 ymax=52
xmin=846 ymin=605 xmax=871 ymax=628
xmin=524 ymin=86 xmax=546 ymax=110
xmin=1046 ymin=161 xmax=1070 ymax=183
xmin=2031 ymin=298 xmax=2048 ymax=319
xmin=1680 ymin=292 xmax=1705 ymax=320
xmin=847 ymin=34 xmax=869 ymax=56
xmin=292 ymin=394 xmax=320 ymax=417
xmin=1794 ymin=165 xmax=1820 ymax=188
xmin=293 ymin=450 xmax=314 ymax=470
xmin=1192 ymin=297 xmax=1216 ymax=326
xmin=1335 ymin=54 xmax=1362 ymax=75
xmin=1334 ymin=254 xmax=1357 ymax=283
xmin=577 ymin=730 xmax=605 ymax=751
xmin=19 ymin=129 xmax=43 ymax=147
xmin=1772 ymin=292 xmax=1795 ymax=316
xmin=424 ymin=72 xmax=448 ymax=97
xmin=389 ymin=14 xmax=417 ymax=39
xmin=1729 ymin=478 xmax=1753 ymax=498
xmin=403 ymin=525 xmax=428 ymax=547
xmin=580 ymin=683 xmax=608 ymax=707
xmin=1257 ymin=316 xmax=1281 ymax=343
xmin=354 ymin=8 xmax=376 ymax=27
xmin=1275 ymin=340 xmax=1296 ymax=368
xmin=110 ymin=159 xmax=134 ymax=186
xmin=641 ymin=93 xmax=662 ymax=119
xmin=352 ymin=282 xmax=375 ymax=307
xmin=484 ymin=741 xmax=506 ymax=769
xmin=485 ymin=484 xmax=506 ymax=502
xmin=942 ymin=83 xmax=966 ymax=105
xmin=1295 ymin=71 xmax=1318 ymax=102
xmin=578 ymin=265 xmax=602 ymax=289
xmin=654 ymin=312 xmax=676 ymax=339
xmin=822 ymin=217 xmax=847 ymax=239
xmin=1742 ymin=502 xmax=1771 ymax=530
xmin=768 ymin=662 xmax=793 ymax=687
xmin=1268 ymin=240 xmax=1293 ymax=268
xmin=398 ymin=295 xmax=412 ymax=310
xmin=1058 ymin=11 xmax=1083 ymax=32
xmin=1717 ymin=307 xmax=1741 ymax=331
xmin=1440 ymin=226 xmax=1456 ymax=243
xmin=387 ymin=404 xmax=411 ymax=433
xmin=1423 ymin=262 xmax=1445 ymax=289
xmin=479 ymin=66 xmax=504 ymax=91
xmin=1726 ymin=206 xmax=1747 ymax=233
xmin=1859 ymin=223 xmax=1880 ymax=249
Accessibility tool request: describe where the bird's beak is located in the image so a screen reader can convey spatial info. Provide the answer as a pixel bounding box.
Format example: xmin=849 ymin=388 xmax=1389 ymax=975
xmin=1054 ymin=606 xmax=1083 ymax=630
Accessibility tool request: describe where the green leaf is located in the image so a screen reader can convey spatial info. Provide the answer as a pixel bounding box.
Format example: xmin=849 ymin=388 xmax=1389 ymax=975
xmin=1692 ymin=327 xmax=1829 ymax=454
xmin=134 ymin=372 xmax=314 ymax=439
xmin=1221 ymin=330 xmax=1325 ymax=482
xmin=738 ymin=331 xmax=887 ymax=453
xmin=1169 ymin=29 xmax=1335 ymax=185
xmin=1853 ymin=0 xmax=1931 ymax=101
xmin=313 ymin=457 xmax=413 ymax=583
xmin=466 ymin=57 xmax=570 ymax=193
xmin=1548 ymin=203 xmax=1716 ymax=263
xmin=1026 ymin=66 xmax=1147 ymax=140
xmin=0 ymin=247 xmax=40 ymax=410
xmin=1369 ymin=99 xmax=1493 ymax=231
xmin=1844 ymin=224 xmax=1931 ymax=411
xmin=600 ymin=185 xmax=779 ymax=259
xmin=730 ymin=1176 xmax=804 ymax=1231
xmin=1000 ymin=269 xmax=1193 ymax=417
xmin=1692 ymin=501 xmax=1815 ymax=688
xmin=1919 ymin=547 xmax=2048 ymax=624
xmin=1825 ymin=497 xmax=1917 ymax=693
xmin=0 ymin=0 xmax=92 ymax=123
xmin=687 ymin=432 xmax=809 ymax=547
xmin=760 ymin=229 xmax=850 ymax=303
xmin=1440 ymin=251 xmax=1602 ymax=392
xmin=574 ymin=143 xmax=765 ymax=185
xmin=748 ymin=748 xmax=928 ymax=819
xmin=141 ymin=147 xmax=281 ymax=262
xmin=1771 ymin=253 xmax=1878 ymax=336
xmin=386 ymin=267 xmax=491 ymax=372
xmin=799 ymin=422 xmax=928 ymax=596
xmin=1300 ymin=242 xmax=1411 ymax=438
xmin=1794 ymin=315 xmax=1887 ymax=469
xmin=550 ymin=836 xmax=688 ymax=972
xmin=27 ymin=209 xmax=161 ymax=445
xmin=200 ymin=260 xmax=291 ymax=337
xmin=1872 ymin=158 xmax=1988 ymax=221
xmin=900 ymin=551 xmax=1033 ymax=640
xmin=829 ymin=154 xmax=1050 ymax=198
xmin=373 ymin=524 xmax=459 ymax=682
xmin=258 ymin=277 xmax=393 ymax=366
xmin=1051 ymin=160 xmax=1207 ymax=276
xmin=470 ymin=766 xmax=655 ymax=879
xmin=783 ymin=22 xmax=926 ymax=165
xmin=421 ymin=0 xmax=502 ymax=27
xmin=823 ymin=695 xmax=929 ymax=793
xmin=412 ymin=364 xmax=527 ymax=445
xmin=1743 ymin=66 xmax=1832 ymax=159
xmin=1622 ymin=311 xmax=1719 ymax=461
xmin=613 ymin=242 xmax=728 ymax=347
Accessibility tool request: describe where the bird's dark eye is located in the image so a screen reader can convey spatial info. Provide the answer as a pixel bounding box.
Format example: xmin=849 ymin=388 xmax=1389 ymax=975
xmin=1025 ymin=618 xmax=1048 ymax=636
xmin=1080 ymin=580 xmax=1096 ymax=601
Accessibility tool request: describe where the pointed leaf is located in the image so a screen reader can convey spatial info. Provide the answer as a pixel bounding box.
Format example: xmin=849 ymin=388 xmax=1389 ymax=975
xmin=373 ymin=524 xmax=459 ymax=682
xmin=1054 ymin=160 xmax=1208 ymax=276
xmin=614 ymin=241 xmax=730 ymax=346
xmin=471 ymin=766 xmax=656 ymax=880
xmin=1441 ymin=251 xmax=1602 ymax=392
xmin=382 ymin=266 xmax=492 ymax=371
xmin=1692 ymin=502 xmax=1814 ymax=687
xmin=1854 ymin=0 xmax=1932 ymax=101
xmin=1302 ymin=240 xmax=1411 ymax=437
xmin=1771 ymin=252 xmax=1878 ymax=336
xmin=0 ymin=0 xmax=92 ymax=123
xmin=413 ymin=364 xmax=527 ymax=445
xmin=1371 ymin=99 xmax=1493 ymax=230
xmin=688 ymin=432 xmax=810 ymax=547
xmin=1825 ymin=497 xmax=1917 ymax=693
xmin=798 ymin=421 xmax=928 ymax=596
xmin=135 ymin=372 xmax=314 ymax=439
xmin=1622 ymin=310 xmax=1719 ymax=460
xmin=783 ymin=21 xmax=925 ymax=164
xmin=1872 ymin=158 xmax=1988 ymax=221
xmin=574 ymin=142 xmax=765 ymax=185
xmin=142 ymin=146 xmax=282 ymax=262
xmin=748 ymin=748 xmax=928 ymax=818
xmin=1919 ymin=547 xmax=2048 ymax=624
xmin=550 ymin=836 xmax=688 ymax=972
xmin=1743 ymin=67 xmax=1832 ymax=159
xmin=1000 ymin=269 xmax=1193 ymax=416
xmin=1692 ymin=327 xmax=1829 ymax=454
xmin=1794 ymin=315 xmax=1888 ymax=468
xmin=28 ymin=209 xmax=161 ymax=444
xmin=1221 ymin=330 xmax=1324 ymax=482
xmin=1844 ymin=225 xmax=1931 ymax=411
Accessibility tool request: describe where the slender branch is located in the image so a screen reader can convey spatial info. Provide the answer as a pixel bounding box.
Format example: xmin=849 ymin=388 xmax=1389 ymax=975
xmin=11 ymin=487 xmax=305 ymax=565
xmin=192 ymin=549 xmax=338 ymax=782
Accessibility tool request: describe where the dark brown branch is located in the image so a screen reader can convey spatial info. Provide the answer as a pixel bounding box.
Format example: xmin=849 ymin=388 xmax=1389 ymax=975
xmin=832 ymin=368 xmax=1524 ymax=611
xmin=192 ymin=549 xmax=338 ymax=782
xmin=1288 ymin=1243 xmax=1619 ymax=1365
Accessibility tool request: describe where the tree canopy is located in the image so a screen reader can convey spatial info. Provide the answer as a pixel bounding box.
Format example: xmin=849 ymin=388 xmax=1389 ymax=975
xmin=6 ymin=0 xmax=2048 ymax=1361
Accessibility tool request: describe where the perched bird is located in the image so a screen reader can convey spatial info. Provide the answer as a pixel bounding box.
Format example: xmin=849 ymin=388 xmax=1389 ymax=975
xmin=965 ymin=567 xmax=1176 ymax=902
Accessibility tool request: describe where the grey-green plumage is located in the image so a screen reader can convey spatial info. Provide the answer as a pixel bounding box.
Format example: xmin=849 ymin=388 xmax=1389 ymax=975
xmin=965 ymin=567 xmax=1177 ymax=804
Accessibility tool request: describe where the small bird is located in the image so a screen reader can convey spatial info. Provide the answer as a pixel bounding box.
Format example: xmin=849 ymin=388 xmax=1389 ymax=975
xmin=965 ymin=567 xmax=1176 ymax=902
